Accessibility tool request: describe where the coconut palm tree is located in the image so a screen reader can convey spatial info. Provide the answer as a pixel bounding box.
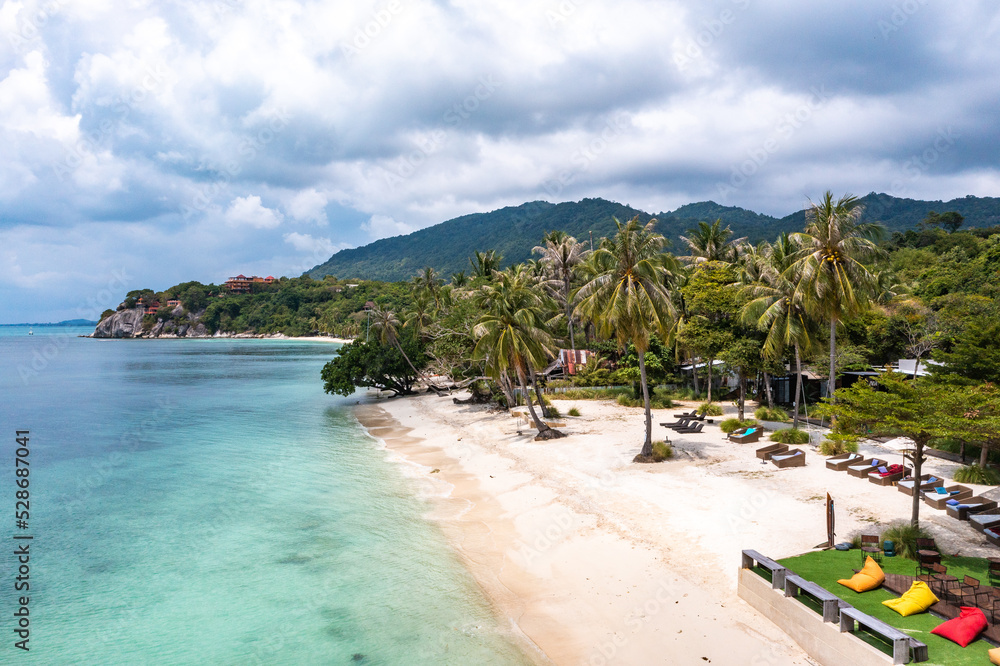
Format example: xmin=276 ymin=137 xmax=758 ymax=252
xmin=679 ymin=218 xmax=745 ymax=264
xmin=412 ymin=266 xmax=443 ymax=310
xmin=790 ymin=192 xmax=884 ymax=399
xmin=576 ymin=216 xmax=680 ymax=458
xmin=470 ymin=250 xmax=502 ymax=279
xmin=450 ymin=271 xmax=468 ymax=288
xmin=738 ymin=234 xmax=816 ymax=428
xmin=533 ymin=233 xmax=590 ymax=352
xmin=473 ymin=269 xmax=563 ymax=438
xmin=369 ymin=305 xmax=424 ymax=380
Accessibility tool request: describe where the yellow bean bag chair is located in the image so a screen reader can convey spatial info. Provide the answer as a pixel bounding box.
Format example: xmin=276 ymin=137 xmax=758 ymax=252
xmin=988 ymin=646 xmax=1000 ymax=665
xmin=882 ymin=580 xmax=938 ymax=616
xmin=837 ymin=556 xmax=885 ymax=593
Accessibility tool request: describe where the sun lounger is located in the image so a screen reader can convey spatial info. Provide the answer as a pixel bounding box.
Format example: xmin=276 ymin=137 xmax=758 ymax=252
xmin=730 ymin=428 xmax=762 ymax=443
xmin=896 ymin=475 xmax=944 ymax=497
xmin=847 ymin=458 xmax=888 ymax=478
xmin=674 ymin=422 xmax=704 ymax=435
xmin=756 ymin=443 xmax=788 ymax=460
xmin=868 ymin=464 xmax=908 ymax=486
xmin=969 ymin=509 xmax=1000 ymax=533
xmin=825 ymin=452 xmax=865 ymax=471
xmin=672 ymin=410 xmax=696 ymax=419
xmin=661 ymin=418 xmax=692 ymax=428
xmin=945 ymin=496 xmax=999 ymax=521
xmin=986 ymin=527 xmax=1000 ymax=548
xmin=668 ymin=419 xmax=699 ymax=431
xmin=770 ymin=448 xmax=805 ymax=468
xmin=921 ymin=484 xmax=973 ymax=510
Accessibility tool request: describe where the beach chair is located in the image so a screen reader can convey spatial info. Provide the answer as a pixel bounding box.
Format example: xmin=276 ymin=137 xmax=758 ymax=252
xmin=661 ymin=418 xmax=692 ymax=428
xmin=868 ymin=464 xmax=908 ymax=486
xmin=756 ymin=443 xmax=788 ymax=460
xmin=847 ymin=458 xmax=888 ymax=478
xmin=770 ymin=448 xmax=805 ymax=468
xmin=970 ymin=509 xmax=1000 ymax=533
xmin=896 ymin=474 xmax=944 ymax=496
xmin=674 ymin=422 xmax=704 ymax=435
xmin=922 ymin=484 xmax=973 ymax=510
xmin=945 ymin=496 xmax=999 ymax=521
xmin=986 ymin=528 xmax=1000 ymax=548
xmin=672 ymin=410 xmax=696 ymax=419
xmin=825 ymin=452 xmax=865 ymax=471
xmin=730 ymin=428 xmax=761 ymax=444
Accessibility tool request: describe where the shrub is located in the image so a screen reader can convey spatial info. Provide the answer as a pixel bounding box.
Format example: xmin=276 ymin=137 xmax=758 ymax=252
xmin=819 ymin=433 xmax=859 ymax=456
xmin=616 ymin=393 xmax=672 ymax=409
xmin=546 ymin=405 xmax=562 ymax=419
xmin=880 ymin=521 xmax=935 ymax=560
xmin=954 ymin=464 xmax=1000 ymax=485
xmin=770 ymin=428 xmax=810 ymax=445
xmin=720 ymin=418 xmax=757 ymax=434
xmin=651 ymin=441 xmax=673 ymax=462
xmin=567 ymin=407 xmax=581 ymax=417
xmin=697 ymin=402 xmax=723 ymax=416
xmin=754 ymin=406 xmax=789 ymax=422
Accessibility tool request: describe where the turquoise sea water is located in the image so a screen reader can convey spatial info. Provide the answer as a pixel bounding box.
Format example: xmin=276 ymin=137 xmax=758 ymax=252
xmin=0 ymin=327 xmax=532 ymax=665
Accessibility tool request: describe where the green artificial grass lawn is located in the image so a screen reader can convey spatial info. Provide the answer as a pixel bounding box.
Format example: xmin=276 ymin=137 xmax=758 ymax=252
xmin=778 ymin=550 xmax=997 ymax=666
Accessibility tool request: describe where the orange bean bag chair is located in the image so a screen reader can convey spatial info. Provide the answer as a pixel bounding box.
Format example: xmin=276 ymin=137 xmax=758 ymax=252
xmin=837 ymin=556 xmax=885 ymax=593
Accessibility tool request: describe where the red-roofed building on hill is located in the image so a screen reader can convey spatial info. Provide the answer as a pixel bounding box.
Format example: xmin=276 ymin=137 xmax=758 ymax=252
xmin=225 ymin=274 xmax=276 ymax=293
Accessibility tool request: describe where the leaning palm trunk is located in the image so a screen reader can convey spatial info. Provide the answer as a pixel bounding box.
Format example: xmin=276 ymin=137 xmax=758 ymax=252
xmin=499 ymin=370 xmax=517 ymax=410
xmin=638 ymin=352 xmax=653 ymax=457
xmin=792 ymin=344 xmax=803 ymax=430
xmin=529 ymin=366 xmax=551 ymax=418
xmin=517 ymin=366 xmax=550 ymax=434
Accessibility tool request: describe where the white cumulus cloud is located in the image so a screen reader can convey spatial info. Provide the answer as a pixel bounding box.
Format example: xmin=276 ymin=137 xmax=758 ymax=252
xmin=224 ymin=195 xmax=283 ymax=229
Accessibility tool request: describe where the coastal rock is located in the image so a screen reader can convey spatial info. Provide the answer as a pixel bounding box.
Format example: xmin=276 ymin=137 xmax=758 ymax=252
xmin=188 ymin=323 xmax=208 ymax=337
xmin=93 ymin=308 xmax=146 ymax=338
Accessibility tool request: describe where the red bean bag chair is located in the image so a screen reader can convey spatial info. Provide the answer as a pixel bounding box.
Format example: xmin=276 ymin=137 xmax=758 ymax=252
xmin=931 ymin=606 xmax=988 ymax=647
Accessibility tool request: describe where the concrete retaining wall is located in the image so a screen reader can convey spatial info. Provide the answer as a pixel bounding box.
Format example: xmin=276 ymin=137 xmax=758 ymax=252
xmin=738 ymin=568 xmax=893 ymax=666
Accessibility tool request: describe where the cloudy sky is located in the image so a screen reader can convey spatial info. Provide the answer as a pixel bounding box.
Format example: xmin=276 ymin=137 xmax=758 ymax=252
xmin=2 ymin=0 xmax=999 ymax=322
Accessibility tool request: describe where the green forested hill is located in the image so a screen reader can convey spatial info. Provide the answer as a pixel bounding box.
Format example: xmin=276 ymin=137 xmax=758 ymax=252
xmin=307 ymin=194 xmax=1000 ymax=282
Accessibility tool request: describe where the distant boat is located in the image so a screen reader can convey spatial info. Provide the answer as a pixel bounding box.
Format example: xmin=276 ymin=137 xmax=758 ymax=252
xmin=28 ymin=328 xmax=32 ymax=335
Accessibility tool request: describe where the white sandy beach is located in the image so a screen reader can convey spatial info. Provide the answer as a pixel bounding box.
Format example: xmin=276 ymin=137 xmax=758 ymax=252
xmin=355 ymin=391 xmax=998 ymax=665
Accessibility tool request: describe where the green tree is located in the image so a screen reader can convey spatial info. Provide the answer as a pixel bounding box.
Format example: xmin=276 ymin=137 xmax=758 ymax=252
xmin=470 ymin=250 xmax=502 ymax=279
xmin=827 ymin=373 xmax=948 ymax=528
xmin=929 ymin=320 xmax=1000 ymax=384
xmin=533 ymin=232 xmax=589 ymax=351
xmin=473 ymin=268 xmax=564 ymax=439
xmin=790 ymin=192 xmax=884 ymax=399
xmin=370 ymin=305 xmax=424 ymax=380
xmin=412 ymin=267 xmax=443 ymax=309
xmin=924 ymin=210 xmax=964 ymax=233
xmin=720 ymin=337 xmax=763 ymax=421
xmin=576 ymin=216 xmax=680 ymax=458
xmin=321 ymin=337 xmax=426 ymax=397
xmin=678 ymin=218 xmax=744 ymax=264
xmin=739 ymin=234 xmax=817 ymax=428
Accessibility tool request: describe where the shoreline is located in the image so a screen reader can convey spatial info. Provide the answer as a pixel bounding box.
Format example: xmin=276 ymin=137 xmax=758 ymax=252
xmin=354 ymin=392 xmax=831 ymax=665
xmin=84 ymin=333 xmax=353 ymax=343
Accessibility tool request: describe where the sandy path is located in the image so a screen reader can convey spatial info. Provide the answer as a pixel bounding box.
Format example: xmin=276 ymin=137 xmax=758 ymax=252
xmin=355 ymin=392 xmax=997 ymax=665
